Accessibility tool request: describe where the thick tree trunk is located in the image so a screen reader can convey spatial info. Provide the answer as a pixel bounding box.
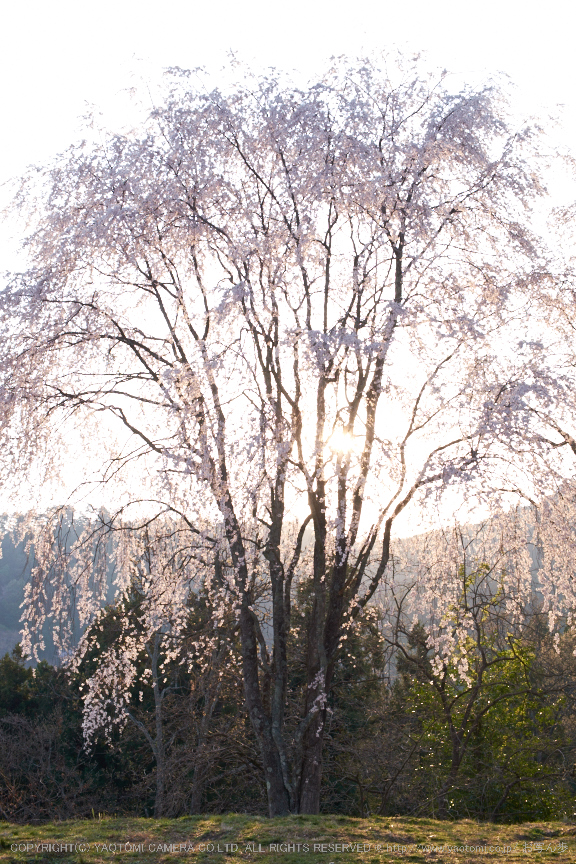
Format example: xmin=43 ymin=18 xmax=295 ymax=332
xmin=259 ymin=731 xmax=292 ymax=816
xmin=238 ymin=599 xmax=291 ymax=816
xmin=298 ymin=712 xmax=325 ymax=813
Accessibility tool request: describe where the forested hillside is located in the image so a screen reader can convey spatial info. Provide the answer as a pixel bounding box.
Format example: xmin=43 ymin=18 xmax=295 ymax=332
xmin=2 ymin=546 xmax=576 ymax=823
xmin=0 ymin=526 xmax=30 ymax=657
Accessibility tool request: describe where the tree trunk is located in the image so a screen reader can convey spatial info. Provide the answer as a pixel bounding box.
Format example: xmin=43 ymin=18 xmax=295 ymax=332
xmin=298 ymin=711 xmax=325 ymax=813
xmin=238 ymin=599 xmax=291 ymax=816
xmin=437 ymin=741 xmax=462 ymax=819
xmin=260 ymin=733 xmax=292 ymax=816
xmin=151 ymin=634 xmax=166 ymax=819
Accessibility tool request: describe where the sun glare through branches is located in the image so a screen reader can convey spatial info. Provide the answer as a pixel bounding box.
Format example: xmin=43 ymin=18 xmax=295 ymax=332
xmin=2 ymin=54 xmax=576 ymax=817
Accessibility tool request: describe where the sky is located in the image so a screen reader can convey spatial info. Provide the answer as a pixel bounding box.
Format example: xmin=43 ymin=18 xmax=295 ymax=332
xmin=2 ymin=0 xmax=575 ymax=261
xmin=1 ymin=0 xmax=575 ymax=195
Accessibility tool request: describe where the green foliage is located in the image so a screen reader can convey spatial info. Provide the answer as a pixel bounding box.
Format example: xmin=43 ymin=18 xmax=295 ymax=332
xmin=2 ymin=557 xmax=576 ymax=822
xmin=321 ymin=608 xmax=390 ymax=815
xmin=0 ymin=645 xmax=72 ymax=720
xmin=394 ymin=625 xmax=570 ymax=821
xmin=330 ymin=557 xmax=576 ymax=823
xmin=0 ymin=645 xmax=120 ymax=822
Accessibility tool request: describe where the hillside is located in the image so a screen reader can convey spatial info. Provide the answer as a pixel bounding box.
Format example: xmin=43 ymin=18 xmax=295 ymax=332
xmin=2 ymin=815 xmax=575 ymax=863
xmin=0 ymin=527 xmax=30 ymax=657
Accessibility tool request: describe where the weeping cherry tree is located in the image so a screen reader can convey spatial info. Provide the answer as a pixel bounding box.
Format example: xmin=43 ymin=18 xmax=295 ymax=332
xmin=1 ymin=55 xmax=558 ymax=815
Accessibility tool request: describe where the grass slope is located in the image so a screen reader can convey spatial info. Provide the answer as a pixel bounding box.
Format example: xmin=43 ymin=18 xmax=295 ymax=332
xmin=1 ymin=815 xmax=575 ymax=863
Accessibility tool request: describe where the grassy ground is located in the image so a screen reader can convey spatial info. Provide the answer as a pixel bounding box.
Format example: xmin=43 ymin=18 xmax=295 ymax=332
xmin=1 ymin=814 xmax=575 ymax=863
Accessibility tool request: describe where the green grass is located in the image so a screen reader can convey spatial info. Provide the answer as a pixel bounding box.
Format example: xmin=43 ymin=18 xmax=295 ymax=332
xmin=1 ymin=814 xmax=575 ymax=863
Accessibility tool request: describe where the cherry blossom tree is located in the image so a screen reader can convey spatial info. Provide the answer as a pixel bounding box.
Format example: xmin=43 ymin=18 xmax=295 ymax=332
xmin=72 ymin=522 xmax=240 ymax=818
xmin=1 ymin=55 xmax=558 ymax=815
xmin=468 ymin=255 xmax=576 ymax=640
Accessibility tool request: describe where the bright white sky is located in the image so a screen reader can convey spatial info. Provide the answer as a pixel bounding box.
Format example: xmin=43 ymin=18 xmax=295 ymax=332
xmin=1 ymin=0 xmax=575 ymax=192
xmin=2 ymin=0 xmax=575 ymax=263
